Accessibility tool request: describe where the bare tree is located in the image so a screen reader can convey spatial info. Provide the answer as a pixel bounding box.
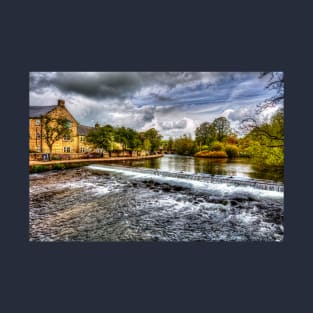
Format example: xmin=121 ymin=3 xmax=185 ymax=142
xmin=256 ymin=72 xmax=284 ymax=113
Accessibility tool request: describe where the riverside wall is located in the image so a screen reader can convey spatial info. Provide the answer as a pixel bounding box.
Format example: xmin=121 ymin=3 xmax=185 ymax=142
xmin=29 ymin=154 xmax=163 ymax=173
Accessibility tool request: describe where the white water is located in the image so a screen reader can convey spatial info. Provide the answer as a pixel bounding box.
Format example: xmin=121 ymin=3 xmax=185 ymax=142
xmin=86 ymin=164 xmax=284 ymax=200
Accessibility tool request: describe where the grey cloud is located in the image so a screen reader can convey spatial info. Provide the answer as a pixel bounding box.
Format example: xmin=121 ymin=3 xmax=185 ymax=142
xmin=30 ymin=72 xmax=231 ymax=101
xmin=159 ymin=119 xmax=187 ymax=130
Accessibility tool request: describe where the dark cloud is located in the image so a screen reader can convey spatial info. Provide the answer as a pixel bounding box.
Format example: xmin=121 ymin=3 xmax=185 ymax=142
xmin=29 ymin=72 xmax=280 ymax=138
xmin=30 ymin=72 xmax=229 ymax=101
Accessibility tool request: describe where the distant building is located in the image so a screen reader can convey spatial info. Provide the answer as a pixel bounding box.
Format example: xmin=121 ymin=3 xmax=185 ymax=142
xmin=29 ymin=99 xmax=93 ymax=153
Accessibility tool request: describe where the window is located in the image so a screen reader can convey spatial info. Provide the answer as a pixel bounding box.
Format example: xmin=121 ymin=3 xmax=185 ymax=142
xmin=36 ymin=145 xmax=41 ymax=152
xmin=80 ymin=147 xmax=85 ymax=153
xmin=35 ymin=119 xmax=41 ymax=126
xmin=66 ymin=121 xmax=72 ymax=128
xmin=80 ymin=136 xmax=85 ymax=142
xmin=63 ymin=134 xmax=71 ymax=141
xmin=63 ymin=147 xmax=71 ymax=153
xmin=36 ymin=132 xmax=40 ymax=139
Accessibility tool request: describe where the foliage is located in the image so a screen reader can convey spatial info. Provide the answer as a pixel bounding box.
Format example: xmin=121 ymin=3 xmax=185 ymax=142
xmin=210 ymin=141 xmax=224 ymax=151
xmin=212 ymin=117 xmax=231 ymax=141
xmin=51 ymin=156 xmax=61 ymax=160
xmin=174 ymin=134 xmax=197 ymax=155
xmin=227 ymin=135 xmax=238 ymax=145
xmin=224 ymin=144 xmax=239 ymax=158
xmin=245 ymin=112 xmax=284 ymax=169
xmin=86 ymin=124 xmax=162 ymax=153
xmin=86 ymin=124 xmax=115 ymax=151
xmin=52 ymin=163 xmax=66 ymax=170
xmin=194 ymin=150 xmax=228 ymax=158
xmin=141 ymin=128 xmax=162 ymax=152
xmin=168 ymin=137 xmax=174 ymax=151
xmin=31 ymin=165 xmax=49 ymax=173
xmin=195 ymin=122 xmax=216 ymax=147
xmin=42 ymin=116 xmax=72 ymax=154
xmin=112 ymin=142 xmax=123 ymax=151
xmin=201 ymin=145 xmax=209 ymax=151
xmin=143 ymin=139 xmax=151 ymax=151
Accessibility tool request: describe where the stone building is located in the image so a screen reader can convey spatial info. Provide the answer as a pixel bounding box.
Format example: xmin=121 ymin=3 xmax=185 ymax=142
xmin=29 ymin=99 xmax=93 ymax=154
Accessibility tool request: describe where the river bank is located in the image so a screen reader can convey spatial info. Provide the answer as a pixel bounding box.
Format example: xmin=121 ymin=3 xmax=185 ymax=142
xmin=29 ymin=154 xmax=164 ymax=173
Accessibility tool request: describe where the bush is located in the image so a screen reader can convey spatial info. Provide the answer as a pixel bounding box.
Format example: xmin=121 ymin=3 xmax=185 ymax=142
xmin=200 ymin=145 xmax=209 ymax=151
xmin=225 ymin=144 xmax=239 ymax=158
xmin=195 ymin=150 xmax=228 ymax=158
xmin=31 ymin=165 xmax=49 ymax=173
xmin=52 ymin=163 xmax=66 ymax=170
xmin=210 ymin=141 xmax=224 ymax=151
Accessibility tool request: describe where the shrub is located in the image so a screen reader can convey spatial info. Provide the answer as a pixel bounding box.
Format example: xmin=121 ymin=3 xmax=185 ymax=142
xmin=195 ymin=150 xmax=228 ymax=158
xmin=52 ymin=163 xmax=66 ymax=170
xmin=31 ymin=165 xmax=49 ymax=173
xmin=210 ymin=141 xmax=224 ymax=151
xmin=200 ymin=145 xmax=209 ymax=151
xmin=225 ymin=144 xmax=239 ymax=158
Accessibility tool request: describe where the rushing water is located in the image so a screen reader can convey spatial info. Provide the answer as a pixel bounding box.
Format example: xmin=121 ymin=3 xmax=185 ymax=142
xmin=29 ymin=155 xmax=284 ymax=242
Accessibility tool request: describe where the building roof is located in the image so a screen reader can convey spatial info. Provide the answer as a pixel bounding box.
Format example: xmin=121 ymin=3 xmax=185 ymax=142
xmin=77 ymin=124 xmax=93 ymax=136
xmin=29 ymin=105 xmax=57 ymax=118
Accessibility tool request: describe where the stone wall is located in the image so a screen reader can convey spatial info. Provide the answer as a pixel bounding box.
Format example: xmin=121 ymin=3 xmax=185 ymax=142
xmin=29 ymin=102 xmax=83 ymax=153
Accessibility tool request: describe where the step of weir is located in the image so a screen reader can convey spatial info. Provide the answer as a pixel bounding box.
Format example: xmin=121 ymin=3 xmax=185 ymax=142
xmin=98 ymin=166 xmax=284 ymax=193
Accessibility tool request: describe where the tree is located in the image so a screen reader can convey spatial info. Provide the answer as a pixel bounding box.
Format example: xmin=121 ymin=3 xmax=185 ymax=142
xmin=195 ymin=122 xmax=216 ymax=149
xmin=212 ymin=117 xmax=231 ymax=142
xmin=174 ymin=134 xmax=197 ymax=155
xmin=168 ymin=137 xmax=174 ymax=151
xmin=142 ymin=128 xmax=162 ymax=152
xmin=42 ymin=116 xmax=72 ymax=157
xmin=245 ymin=111 xmax=284 ymax=169
xmin=143 ymin=138 xmax=151 ymax=151
xmin=257 ymin=72 xmax=284 ymax=113
xmin=86 ymin=124 xmax=114 ymax=153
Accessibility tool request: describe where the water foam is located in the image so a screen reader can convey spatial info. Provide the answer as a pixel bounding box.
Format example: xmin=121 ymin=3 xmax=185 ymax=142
xmin=86 ymin=165 xmax=284 ymax=200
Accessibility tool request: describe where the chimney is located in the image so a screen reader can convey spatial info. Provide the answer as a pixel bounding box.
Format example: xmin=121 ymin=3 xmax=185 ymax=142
xmin=58 ymin=99 xmax=65 ymax=107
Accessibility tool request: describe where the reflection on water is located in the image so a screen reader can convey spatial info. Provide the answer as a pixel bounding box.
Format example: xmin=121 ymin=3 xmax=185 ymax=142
xmin=110 ymin=155 xmax=283 ymax=182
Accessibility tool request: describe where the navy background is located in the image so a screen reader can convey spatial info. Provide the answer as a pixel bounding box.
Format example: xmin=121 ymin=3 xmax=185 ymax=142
xmin=1 ymin=1 xmax=312 ymax=312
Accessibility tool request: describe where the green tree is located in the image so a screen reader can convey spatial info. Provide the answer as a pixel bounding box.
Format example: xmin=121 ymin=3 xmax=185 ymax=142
xmin=86 ymin=124 xmax=115 ymax=153
xmin=142 ymin=128 xmax=162 ymax=152
xmin=212 ymin=117 xmax=231 ymax=142
xmin=195 ymin=122 xmax=216 ymax=149
xmin=143 ymin=138 xmax=151 ymax=151
xmin=174 ymin=134 xmax=197 ymax=155
xmin=168 ymin=137 xmax=174 ymax=151
xmin=246 ymin=112 xmax=284 ymax=169
xmin=42 ymin=116 xmax=72 ymax=157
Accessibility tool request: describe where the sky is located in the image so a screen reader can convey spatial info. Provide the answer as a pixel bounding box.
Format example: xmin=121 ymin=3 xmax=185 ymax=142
xmin=29 ymin=72 xmax=282 ymax=139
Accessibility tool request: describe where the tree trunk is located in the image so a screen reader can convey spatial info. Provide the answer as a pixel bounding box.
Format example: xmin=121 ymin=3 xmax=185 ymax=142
xmin=48 ymin=146 xmax=52 ymax=160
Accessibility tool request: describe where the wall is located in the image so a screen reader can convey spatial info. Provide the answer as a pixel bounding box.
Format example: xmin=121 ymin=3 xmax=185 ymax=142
xmin=29 ymin=104 xmax=80 ymax=153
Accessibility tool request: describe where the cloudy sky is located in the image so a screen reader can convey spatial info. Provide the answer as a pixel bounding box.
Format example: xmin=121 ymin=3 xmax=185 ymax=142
xmin=29 ymin=72 xmax=281 ymax=139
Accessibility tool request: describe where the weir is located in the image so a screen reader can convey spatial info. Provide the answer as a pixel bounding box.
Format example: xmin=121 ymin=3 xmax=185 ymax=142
xmin=88 ymin=165 xmax=284 ymax=193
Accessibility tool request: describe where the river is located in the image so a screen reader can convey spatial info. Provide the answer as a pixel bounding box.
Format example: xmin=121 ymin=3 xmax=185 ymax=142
xmin=29 ymin=155 xmax=284 ymax=241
